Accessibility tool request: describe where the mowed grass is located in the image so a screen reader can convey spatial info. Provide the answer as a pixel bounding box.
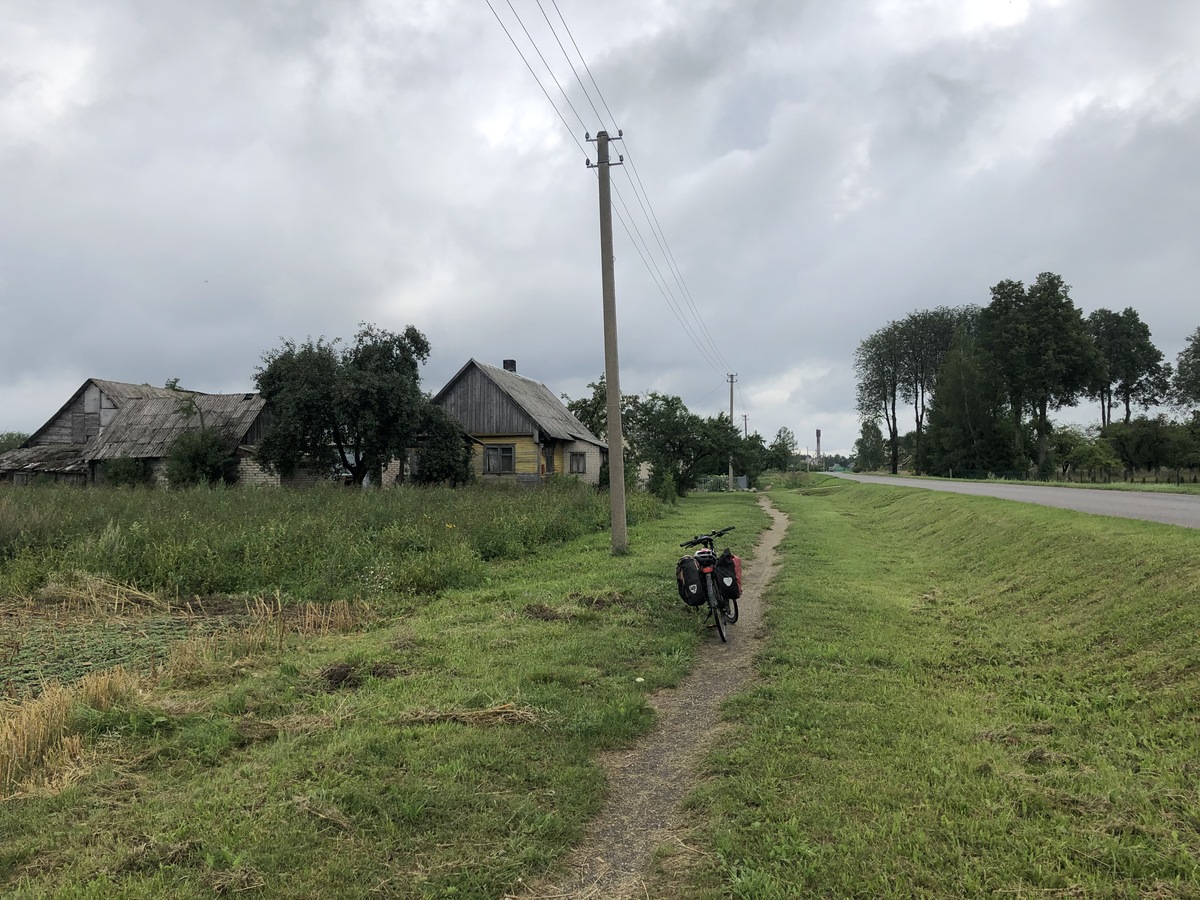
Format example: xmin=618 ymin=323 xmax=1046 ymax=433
xmin=0 ymin=490 xmax=769 ymax=899
xmin=862 ymin=472 xmax=1200 ymax=495
xmin=662 ymin=477 xmax=1200 ymax=898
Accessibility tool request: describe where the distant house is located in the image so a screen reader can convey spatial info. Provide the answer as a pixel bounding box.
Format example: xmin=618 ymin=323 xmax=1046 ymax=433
xmin=0 ymin=379 xmax=287 ymax=487
xmin=432 ymin=359 xmax=606 ymax=486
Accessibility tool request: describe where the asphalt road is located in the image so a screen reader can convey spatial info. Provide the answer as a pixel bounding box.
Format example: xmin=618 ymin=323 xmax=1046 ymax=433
xmin=829 ymin=473 xmax=1200 ymax=530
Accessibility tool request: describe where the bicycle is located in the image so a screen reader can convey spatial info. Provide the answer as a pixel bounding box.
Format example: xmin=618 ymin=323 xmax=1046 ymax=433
xmin=679 ymin=526 xmax=740 ymax=642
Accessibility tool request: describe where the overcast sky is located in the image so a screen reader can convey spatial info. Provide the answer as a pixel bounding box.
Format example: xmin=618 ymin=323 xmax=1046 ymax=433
xmin=2 ymin=0 xmax=1197 ymax=454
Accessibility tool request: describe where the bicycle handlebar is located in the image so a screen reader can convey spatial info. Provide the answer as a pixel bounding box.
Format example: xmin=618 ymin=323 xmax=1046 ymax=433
xmin=679 ymin=525 xmax=735 ymax=548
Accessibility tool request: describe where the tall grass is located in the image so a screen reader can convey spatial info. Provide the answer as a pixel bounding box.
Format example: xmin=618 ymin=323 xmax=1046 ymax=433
xmin=0 ymin=480 xmax=663 ymax=601
xmin=1 ymin=668 xmax=139 ymax=795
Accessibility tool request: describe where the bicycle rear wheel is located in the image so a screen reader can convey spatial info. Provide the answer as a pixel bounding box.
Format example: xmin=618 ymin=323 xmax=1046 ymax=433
xmin=707 ymin=575 xmax=726 ymax=643
xmin=724 ymin=596 xmax=739 ymax=624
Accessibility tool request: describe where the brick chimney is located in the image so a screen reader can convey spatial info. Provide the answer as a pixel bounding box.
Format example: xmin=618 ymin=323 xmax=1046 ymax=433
xmin=503 ymin=359 xmax=517 ymax=372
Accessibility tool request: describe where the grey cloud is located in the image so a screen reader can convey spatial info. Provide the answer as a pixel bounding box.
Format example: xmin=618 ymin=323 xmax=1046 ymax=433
xmin=2 ymin=0 xmax=1198 ymax=457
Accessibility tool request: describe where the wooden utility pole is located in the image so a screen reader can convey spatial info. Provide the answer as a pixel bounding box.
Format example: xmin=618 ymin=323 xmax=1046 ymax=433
xmin=728 ymin=373 xmax=736 ymax=491
xmin=591 ymin=131 xmax=627 ymax=554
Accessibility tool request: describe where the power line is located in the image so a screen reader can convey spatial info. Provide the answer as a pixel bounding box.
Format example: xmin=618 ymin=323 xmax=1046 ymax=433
xmin=609 ymin=181 xmax=727 ymax=374
xmin=501 ymin=0 xmax=591 ymax=133
xmin=533 ymin=0 xmax=607 ymax=129
xmin=609 ymin=196 xmax=727 ymax=375
xmin=541 ymin=2 xmax=733 ymax=373
xmin=482 ymin=0 xmax=589 ymax=160
xmin=549 ymin=0 xmax=620 ymax=130
xmin=484 ymin=1 xmax=736 ymax=378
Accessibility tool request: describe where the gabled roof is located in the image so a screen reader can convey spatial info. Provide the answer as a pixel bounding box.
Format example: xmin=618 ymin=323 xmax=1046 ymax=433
xmin=0 ymin=381 xmax=265 ymax=474
xmin=433 ymin=359 xmax=605 ymax=448
xmin=89 ymin=393 xmax=265 ymax=459
xmin=27 ymin=379 xmax=193 ymax=445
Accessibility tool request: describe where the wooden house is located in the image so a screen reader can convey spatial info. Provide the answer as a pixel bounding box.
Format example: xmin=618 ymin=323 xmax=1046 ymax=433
xmin=0 ymin=379 xmax=282 ymax=487
xmin=432 ymin=359 xmax=607 ymax=486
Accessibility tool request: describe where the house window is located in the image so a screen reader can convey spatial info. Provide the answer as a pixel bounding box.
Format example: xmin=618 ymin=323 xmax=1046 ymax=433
xmin=484 ymin=445 xmax=516 ymax=474
xmin=569 ymin=452 xmax=587 ymax=474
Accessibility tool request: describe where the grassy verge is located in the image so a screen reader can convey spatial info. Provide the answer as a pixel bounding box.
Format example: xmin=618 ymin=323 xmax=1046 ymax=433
xmin=0 ymin=491 xmax=769 ymax=898
xmin=855 ymin=472 xmax=1200 ymax=495
xmin=663 ymin=476 xmax=1200 ymax=897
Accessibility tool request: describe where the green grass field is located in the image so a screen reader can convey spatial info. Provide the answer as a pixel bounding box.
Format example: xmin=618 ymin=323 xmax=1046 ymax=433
xmin=4 ymin=478 xmax=1199 ymax=898
xmin=659 ymin=477 xmax=1200 ymax=897
xmin=1 ymin=487 xmax=768 ymax=898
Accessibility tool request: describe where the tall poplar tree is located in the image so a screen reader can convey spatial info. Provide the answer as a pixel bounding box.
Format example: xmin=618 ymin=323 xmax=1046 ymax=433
xmin=854 ymin=322 xmax=904 ymax=474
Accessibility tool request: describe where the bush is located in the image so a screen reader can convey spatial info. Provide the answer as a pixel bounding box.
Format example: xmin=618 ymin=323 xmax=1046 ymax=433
xmin=651 ymin=469 xmax=678 ymax=504
xmin=411 ymin=404 xmax=474 ymax=486
xmin=166 ymin=431 xmax=238 ymax=488
xmin=104 ymin=457 xmax=154 ymax=488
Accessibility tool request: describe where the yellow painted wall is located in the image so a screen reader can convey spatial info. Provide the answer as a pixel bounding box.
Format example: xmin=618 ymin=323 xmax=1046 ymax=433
xmin=470 ymin=435 xmax=603 ymax=483
xmin=472 ymin=434 xmax=541 ymax=478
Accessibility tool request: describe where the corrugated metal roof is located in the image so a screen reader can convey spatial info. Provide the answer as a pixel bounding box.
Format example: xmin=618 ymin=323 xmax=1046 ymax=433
xmin=1 ymin=390 xmax=265 ymax=474
xmin=90 ymin=380 xmax=187 ymax=403
xmin=26 ymin=379 xmax=198 ymax=446
xmin=471 ymin=361 xmax=605 ymax=447
xmin=89 ymin=393 xmax=265 ymax=459
xmin=0 ymin=444 xmax=92 ymax=474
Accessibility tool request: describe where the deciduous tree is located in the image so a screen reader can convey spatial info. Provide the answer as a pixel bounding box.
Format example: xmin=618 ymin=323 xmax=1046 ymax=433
xmin=852 ymin=419 xmax=885 ymax=471
xmin=924 ymin=331 xmax=1021 ymax=477
xmin=897 ymin=306 xmax=975 ymax=473
xmin=980 ymin=273 xmax=1102 ymax=476
xmin=1087 ymin=307 xmax=1169 ymax=426
xmin=255 ymin=323 xmax=431 ymax=487
xmin=1173 ymin=327 xmax=1200 ymax=410
xmin=166 ymin=430 xmax=238 ymax=487
xmin=855 ymin=323 xmax=904 ymax=474
xmin=624 ymin=393 xmax=740 ymax=495
xmin=766 ymin=426 xmax=797 ymax=471
xmin=0 ymin=432 xmax=28 ymax=453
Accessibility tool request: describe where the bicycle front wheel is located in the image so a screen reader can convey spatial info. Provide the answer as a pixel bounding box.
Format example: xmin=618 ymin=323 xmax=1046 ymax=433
xmin=707 ymin=575 xmax=726 ymax=643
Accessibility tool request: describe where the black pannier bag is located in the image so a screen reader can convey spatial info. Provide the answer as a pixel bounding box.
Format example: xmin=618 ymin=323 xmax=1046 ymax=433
xmin=715 ymin=549 xmax=742 ymax=600
xmin=676 ymin=555 xmax=705 ymax=606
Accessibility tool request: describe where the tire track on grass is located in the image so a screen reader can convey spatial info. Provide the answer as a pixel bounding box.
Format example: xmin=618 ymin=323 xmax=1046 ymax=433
xmin=512 ymin=497 xmax=788 ymax=899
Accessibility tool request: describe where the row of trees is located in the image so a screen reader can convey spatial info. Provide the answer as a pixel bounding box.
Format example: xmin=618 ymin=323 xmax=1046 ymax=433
xmin=854 ymin=272 xmax=1200 ymax=479
xmin=564 ymin=376 xmax=800 ymax=498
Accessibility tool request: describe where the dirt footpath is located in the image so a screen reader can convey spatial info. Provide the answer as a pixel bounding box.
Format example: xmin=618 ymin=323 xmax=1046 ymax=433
xmin=513 ymin=497 xmax=789 ymax=899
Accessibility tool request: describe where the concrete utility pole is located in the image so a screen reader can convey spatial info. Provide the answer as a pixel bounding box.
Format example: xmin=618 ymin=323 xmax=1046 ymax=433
xmin=728 ymin=373 xmax=737 ymax=491
xmin=742 ymin=414 xmax=749 ymax=437
xmin=591 ymin=131 xmax=627 ymax=554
